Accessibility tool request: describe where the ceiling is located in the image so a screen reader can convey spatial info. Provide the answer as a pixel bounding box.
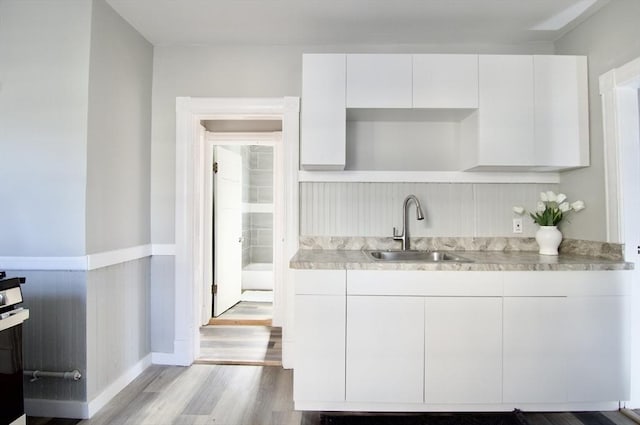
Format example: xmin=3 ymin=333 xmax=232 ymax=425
xmin=106 ymin=0 xmax=609 ymax=47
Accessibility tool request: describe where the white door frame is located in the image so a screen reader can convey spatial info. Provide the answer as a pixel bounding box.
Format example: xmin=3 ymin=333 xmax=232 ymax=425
xmin=600 ymin=56 xmax=640 ymax=407
xmin=202 ymin=131 xmax=282 ymax=325
xmin=175 ymin=97 xmax=299 ymax=366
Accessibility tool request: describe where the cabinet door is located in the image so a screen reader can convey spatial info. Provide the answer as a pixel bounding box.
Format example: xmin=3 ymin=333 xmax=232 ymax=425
xmin=503 ymin=297 xmax=567 ymax=403
xmin=300 ymin=54 xmax=346 ymax=170
xmin=346 ymin=296 xmax=424 ymax=403
xmin=294 ymin=270 xmax=346 ymax=404
xmin=534 ymin=55 xmax=589 ymax=169
xmin=346 ymin=54 xmax=412 ymax=108
xmin=413 ymin=54 xmax=478 ymax=109
xmin=567 ymin=296 xmax=630 ymax=402
xmin=294 ymin=294 xmax=346 ymax=402
xmin=425 ymin=297 xmax=502 ymax=404
xmin=475 ymin=55 xmax=535 ymax=167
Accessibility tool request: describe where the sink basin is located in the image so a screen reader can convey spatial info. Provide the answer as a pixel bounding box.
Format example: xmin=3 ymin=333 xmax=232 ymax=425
xmin=365 ymin=250 xmax=473 ymax=263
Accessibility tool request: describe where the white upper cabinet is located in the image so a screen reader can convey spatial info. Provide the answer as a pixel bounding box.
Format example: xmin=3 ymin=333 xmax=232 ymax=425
xmin=534 ymin=55 xmax=589 ymax=169
xmin=300 ymin=54 xmax=346 ymax=170
xmin=463 ymin=55 xmax=589 ymax=171
xmin=413 ymin=54 xmax=479 ymax=109
xmin=300 ymin=53 xmax=589 ymax=174
xmin=346 ymin=54 xmax=413 ymax=108
xmin=465 ymin=55 xmax=535 ymax=169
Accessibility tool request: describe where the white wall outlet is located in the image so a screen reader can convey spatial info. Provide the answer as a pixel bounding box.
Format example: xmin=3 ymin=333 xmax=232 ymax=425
xmin=512 ymin=218 xmax=523 ymax=234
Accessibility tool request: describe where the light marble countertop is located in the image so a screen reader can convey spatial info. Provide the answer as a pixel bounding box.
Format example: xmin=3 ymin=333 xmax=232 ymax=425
xmin=289 ymin=249 xmax=634 ymax=271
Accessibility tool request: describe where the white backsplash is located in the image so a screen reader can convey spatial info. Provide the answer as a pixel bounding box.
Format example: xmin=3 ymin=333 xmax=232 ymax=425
xmin=300 ymin=182 xmax=558 ymax=238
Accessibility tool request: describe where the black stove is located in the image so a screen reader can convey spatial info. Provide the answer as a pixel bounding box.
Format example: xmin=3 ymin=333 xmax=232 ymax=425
xmin=0 ymin=271 xmax=28 ymax=425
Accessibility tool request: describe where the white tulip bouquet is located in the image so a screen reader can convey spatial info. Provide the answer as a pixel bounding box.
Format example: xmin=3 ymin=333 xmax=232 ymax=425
xmin=513 ymin=191 xmax=585 ymax=226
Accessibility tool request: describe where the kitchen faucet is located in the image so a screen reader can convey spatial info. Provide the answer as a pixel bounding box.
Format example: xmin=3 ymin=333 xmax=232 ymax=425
xmin=393 ymin=194 xmax=425 ymax=251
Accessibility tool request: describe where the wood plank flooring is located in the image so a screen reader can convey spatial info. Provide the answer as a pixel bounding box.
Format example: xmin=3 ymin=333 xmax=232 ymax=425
xmin=28 ymin=364 xmax=640 ymax=425
xmin=209 ymin=301 xmax=273 ymax=326
xmin=197 ymin=325 xmax=282 ymax=365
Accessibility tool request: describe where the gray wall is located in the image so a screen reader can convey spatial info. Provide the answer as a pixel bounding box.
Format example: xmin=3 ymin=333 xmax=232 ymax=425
xmin=555 ymin=0 xmax=640 ymax=241
xmin=85 ymin=0 xmax=153 ymax=254
xmin=0 ymin=0 xmax=91 ymax=256
xmin=150 ymin=255 xmax=175 ymax=353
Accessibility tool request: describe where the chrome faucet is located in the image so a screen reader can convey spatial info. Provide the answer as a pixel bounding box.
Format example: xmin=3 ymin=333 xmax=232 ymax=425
xmin=393 ymin=195 xmax=425 ymax=251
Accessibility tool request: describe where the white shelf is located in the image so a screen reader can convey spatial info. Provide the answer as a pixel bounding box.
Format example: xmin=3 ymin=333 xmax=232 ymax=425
xmin=298 ymin=170 xmax=560 ymax=184
xmin=242 ymin=203 xmax=273 ymax=213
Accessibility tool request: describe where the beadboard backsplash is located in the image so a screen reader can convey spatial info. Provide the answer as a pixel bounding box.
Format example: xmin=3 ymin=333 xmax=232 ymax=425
xmin=300 ymin=182 xmax=558 ymax=238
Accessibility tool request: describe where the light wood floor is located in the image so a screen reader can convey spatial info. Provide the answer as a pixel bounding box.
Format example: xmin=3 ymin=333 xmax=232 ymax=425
xmin=209 ymin=301 xmax=273 ymax=326
xmin=29 ymin=364 xmax=640 ymax=425
xmin=197 ymin=325 xmax=282 ymax=365
xmin=76 ymin=364 xmax=306 ymax=425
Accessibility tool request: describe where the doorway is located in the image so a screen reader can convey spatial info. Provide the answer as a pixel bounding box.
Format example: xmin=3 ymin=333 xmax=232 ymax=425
xmin=600 ymin=57 xmax=640 ymax=408
xmin=202 ymin=130 xmax=281 ymax=321
xmin=174 ymin=97 xmax=299 ymax=368
xmin=199 ymin=128 xmax=284 ymax=365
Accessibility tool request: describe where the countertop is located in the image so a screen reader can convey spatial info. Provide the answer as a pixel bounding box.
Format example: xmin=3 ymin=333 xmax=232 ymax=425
xmin=289 ymin=249 xmax=634 ymax=271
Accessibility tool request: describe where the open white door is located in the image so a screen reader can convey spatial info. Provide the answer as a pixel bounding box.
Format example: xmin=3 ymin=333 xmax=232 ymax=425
xmin=213 ymin=145 xmax=243 ymax=317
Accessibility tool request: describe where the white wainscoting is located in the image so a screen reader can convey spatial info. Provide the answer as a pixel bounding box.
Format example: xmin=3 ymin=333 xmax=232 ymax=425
xmin=12 ymin=245 xmax=174 ymax=419
xmin=300 ymin=182 xmax=558 ymax=238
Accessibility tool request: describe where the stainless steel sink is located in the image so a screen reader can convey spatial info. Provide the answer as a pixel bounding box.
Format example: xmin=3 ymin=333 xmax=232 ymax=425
xmin=365 ymin=250 xmax=473 ymax=263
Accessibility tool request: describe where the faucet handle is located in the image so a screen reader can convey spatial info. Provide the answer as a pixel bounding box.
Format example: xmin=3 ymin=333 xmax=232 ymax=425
xmin=393 ymin=227 xmax=402 ymax=239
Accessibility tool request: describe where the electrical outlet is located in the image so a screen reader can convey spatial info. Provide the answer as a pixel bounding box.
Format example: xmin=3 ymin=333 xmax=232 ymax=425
xmin=512 ymin=218 xmax=523 ymax=234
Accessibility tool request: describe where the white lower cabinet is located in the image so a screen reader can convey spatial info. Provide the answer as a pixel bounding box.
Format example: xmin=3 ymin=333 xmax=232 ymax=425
xmin=425 ymin=297 xmax=502 ymax=404
xmin=346 ymin=296 xmax=424 ymax=403
xmin=294 ymin=269 xmax=630 ymax=410
xmin=503 ymin=297 xmax=568 ymax=403
xmin=294 ymin=270 xmax=346 ymax=403
xmin=567 ymin=296 xmax=630 ymax=402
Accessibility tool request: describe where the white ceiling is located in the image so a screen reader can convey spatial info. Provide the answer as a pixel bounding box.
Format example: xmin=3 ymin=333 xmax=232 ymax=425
xmin=106 ymin=0 xmax=609 ymax=47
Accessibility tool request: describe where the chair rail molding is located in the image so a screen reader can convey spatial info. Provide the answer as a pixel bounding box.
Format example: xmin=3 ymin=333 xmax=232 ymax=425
xmin=174 ymin=96 xmax=300 ymax=367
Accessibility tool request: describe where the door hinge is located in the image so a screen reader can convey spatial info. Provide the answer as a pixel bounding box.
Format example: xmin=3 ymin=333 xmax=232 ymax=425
xmin=212 ymin=284 xmax=217 ymax=294
xmin=637 ymin=245 xmax=639 ymax=255
xmin=213 ymin=162 xmax=218 ymax=173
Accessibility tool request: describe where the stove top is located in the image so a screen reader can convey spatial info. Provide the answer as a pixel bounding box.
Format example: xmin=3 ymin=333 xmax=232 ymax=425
xmin=0 ymin=271 xmax=25 ymax=312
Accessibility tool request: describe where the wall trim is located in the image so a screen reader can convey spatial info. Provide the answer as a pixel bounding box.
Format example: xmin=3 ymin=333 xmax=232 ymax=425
xmin=0 ymin=244 xmax=176 ymax=271
xmin=151 ymin=351 xmax=181 ymax=365
xmin=0 ymin=256 xmax=87 ymax=271
xmin=86 ymin=245 xmax=152 ymax=270
xmin=24 ymin=398 xmax=88 ymax=420
xmin=87 ymin=354 xmax=152 ymax=418
xmin=151 ymin=244 xmax=176 ymax=256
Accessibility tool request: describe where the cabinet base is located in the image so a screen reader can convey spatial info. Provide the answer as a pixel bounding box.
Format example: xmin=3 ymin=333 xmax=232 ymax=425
xmin=294 ymin=401 xmax=622 ymax=413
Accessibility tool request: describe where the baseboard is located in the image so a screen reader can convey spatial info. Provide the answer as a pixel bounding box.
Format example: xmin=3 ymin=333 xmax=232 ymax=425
xmin=152 ymin=351 xmax=181 ymax=365
xmin=282 ymin=340 xmax=294 ymax=370
xmin=27 ymin=355 xmax=153 ymax=419
xmin=24 ymin=398 xmax=88 ymax=419
xmin=86 ymin=353 xmax=152 ymax=418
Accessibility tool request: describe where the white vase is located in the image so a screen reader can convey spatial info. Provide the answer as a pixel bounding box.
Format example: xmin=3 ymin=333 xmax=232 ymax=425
xmin=535 ymin=225 xmax=562 ymax=256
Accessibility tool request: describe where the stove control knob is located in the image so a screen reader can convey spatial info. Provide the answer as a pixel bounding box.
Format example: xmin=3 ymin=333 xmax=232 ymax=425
xmin=0 ymin=293 xmax=5 ymax=306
